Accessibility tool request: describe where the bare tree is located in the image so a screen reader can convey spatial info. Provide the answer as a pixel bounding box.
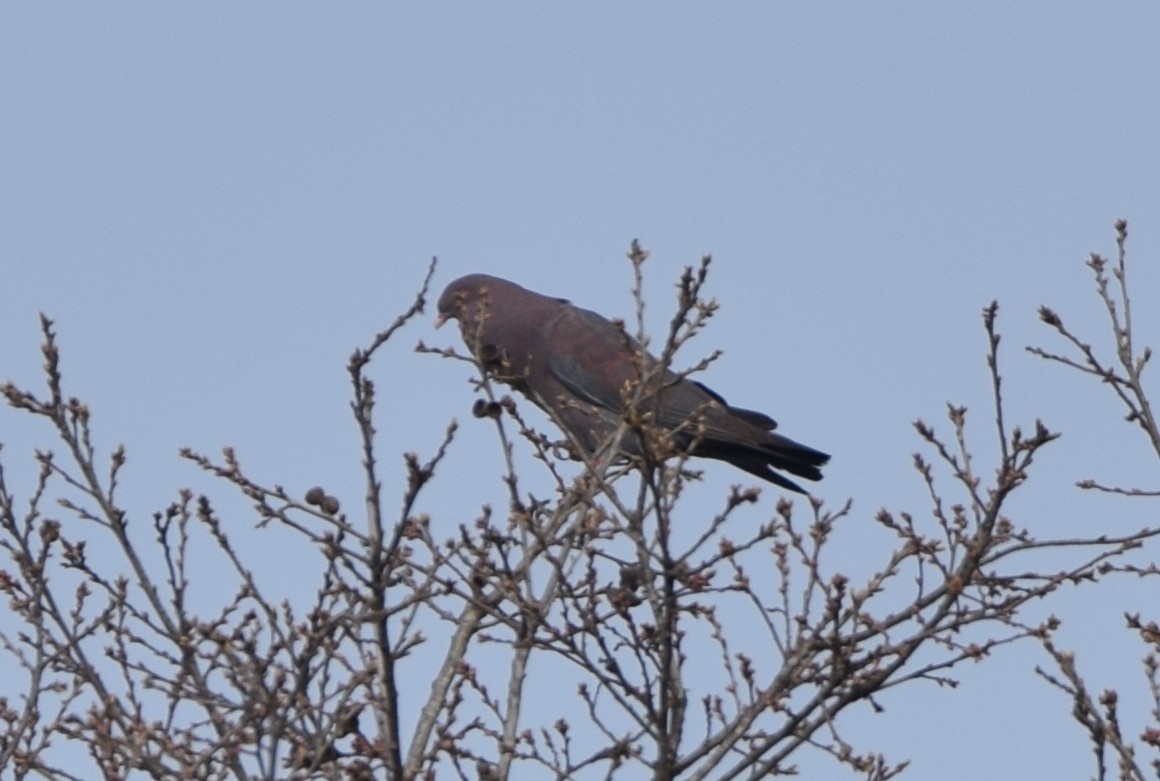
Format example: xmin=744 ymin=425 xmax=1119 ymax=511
xmin=1027 ymin=219 xmax=1160 ymax=781
xmin=1 ymin=235 xmax=1157 ymax=780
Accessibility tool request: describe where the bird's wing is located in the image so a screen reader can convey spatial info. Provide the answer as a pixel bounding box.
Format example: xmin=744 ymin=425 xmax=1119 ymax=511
xmin=540 ymin=306 xmax=637 ymax=409
xmin=545 ymin=305 xmax=781 ymax=438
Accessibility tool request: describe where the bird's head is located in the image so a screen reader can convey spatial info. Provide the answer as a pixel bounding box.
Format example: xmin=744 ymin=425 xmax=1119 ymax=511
xmin=435 ymin=274 xmax=503 ymax=332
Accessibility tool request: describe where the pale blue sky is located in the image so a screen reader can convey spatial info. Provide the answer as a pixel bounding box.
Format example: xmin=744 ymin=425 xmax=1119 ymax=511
xmin=3 ymin=5 xmax=1160 ymax=778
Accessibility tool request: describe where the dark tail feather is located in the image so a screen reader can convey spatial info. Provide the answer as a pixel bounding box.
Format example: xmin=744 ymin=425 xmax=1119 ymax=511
xmin=698 ymin=434 xmax=829 ymax=494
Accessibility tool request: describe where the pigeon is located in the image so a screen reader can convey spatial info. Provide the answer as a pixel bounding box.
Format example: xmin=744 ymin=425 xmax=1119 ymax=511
xmin=435 ymin=274 xmax=829 ymax=493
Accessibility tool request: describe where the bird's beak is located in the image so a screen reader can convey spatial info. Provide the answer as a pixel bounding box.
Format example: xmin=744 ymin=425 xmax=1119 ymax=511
xmin=434 ymin=313 xmax=448 ymax=329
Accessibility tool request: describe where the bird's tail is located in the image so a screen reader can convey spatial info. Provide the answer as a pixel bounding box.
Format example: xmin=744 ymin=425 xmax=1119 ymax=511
xmin=699 ymin=433 xmax=830 ymax=494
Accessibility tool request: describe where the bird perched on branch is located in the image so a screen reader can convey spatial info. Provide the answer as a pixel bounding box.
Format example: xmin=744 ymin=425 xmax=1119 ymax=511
xmin=435 ymin=273 xmax=829 ymax=493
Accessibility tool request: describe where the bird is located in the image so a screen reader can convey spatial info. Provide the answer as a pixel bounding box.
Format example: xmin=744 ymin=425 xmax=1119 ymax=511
xmin=435 ymin=273 xmax=829 ymax=493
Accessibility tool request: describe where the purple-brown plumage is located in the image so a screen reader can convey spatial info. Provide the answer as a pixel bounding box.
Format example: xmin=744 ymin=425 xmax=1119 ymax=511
xmin=436 ymin=274 xmax=829 ymax=493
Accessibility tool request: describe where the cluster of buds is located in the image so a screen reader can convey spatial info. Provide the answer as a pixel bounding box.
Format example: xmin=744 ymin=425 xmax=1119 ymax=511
xmin=304 ymin=486 xmax=341 ymax=515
